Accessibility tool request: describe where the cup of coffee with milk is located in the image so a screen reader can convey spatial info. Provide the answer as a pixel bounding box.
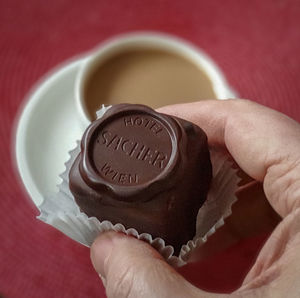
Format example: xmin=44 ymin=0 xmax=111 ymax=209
xmin=75 ymin=32 xmax=236 ymax=128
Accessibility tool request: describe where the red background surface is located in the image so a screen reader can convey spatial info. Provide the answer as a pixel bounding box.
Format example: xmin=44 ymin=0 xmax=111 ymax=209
xmin=1 ymin=0 xmax=300 ymax=297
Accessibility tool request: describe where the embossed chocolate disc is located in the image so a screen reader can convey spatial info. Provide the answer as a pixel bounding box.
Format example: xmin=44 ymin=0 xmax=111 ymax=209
xmin=91 ymin=112 xmax=173 ymax=185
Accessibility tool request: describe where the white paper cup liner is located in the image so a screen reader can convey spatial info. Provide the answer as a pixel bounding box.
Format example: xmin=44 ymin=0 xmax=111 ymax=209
xmin=38 ymin=105 xmax=240 ymax=267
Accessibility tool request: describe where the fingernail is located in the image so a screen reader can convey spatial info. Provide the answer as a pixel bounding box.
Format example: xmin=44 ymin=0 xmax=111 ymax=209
xmin=90 ymin=231 xmax=124 ymax=278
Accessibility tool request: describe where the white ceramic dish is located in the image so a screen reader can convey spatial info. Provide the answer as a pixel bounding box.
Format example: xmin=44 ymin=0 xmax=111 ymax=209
xmin=15 ymin=33 xmax=237 ymax=208
xmin=15 ymin=59 xmax=86 ymax=207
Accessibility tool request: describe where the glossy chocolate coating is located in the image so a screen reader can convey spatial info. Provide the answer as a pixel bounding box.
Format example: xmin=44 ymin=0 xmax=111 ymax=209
xmin=69 ymin=104 xmax=212 ymax=255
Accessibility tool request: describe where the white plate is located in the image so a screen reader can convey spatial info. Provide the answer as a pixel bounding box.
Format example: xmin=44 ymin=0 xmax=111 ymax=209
xmin=16 ymin=59 xmax=87 ymax=207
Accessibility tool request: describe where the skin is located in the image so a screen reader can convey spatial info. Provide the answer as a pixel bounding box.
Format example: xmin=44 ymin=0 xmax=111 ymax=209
xmin=90 ymin=99 xmax=300 ymax=298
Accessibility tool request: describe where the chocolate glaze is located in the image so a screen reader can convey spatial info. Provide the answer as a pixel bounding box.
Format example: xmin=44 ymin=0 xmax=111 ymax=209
xmin=69 ymin=104 xmax=212 ymax=255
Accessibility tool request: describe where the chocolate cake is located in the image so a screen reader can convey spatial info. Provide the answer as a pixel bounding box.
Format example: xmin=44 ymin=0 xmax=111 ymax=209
xmin=69 ymin=104 xmax=212 ymax=254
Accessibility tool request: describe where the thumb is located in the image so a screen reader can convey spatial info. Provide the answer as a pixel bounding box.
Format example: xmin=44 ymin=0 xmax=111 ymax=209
xmin=90 ymin=231 xmax=215 ymax=298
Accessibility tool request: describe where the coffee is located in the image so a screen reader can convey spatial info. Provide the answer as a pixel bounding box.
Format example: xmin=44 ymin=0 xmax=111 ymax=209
xmin=84 ymin=49 xmax=216 ymax=120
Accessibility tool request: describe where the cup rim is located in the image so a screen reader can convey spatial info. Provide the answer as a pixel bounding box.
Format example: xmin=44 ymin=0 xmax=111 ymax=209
xmin=75 ymin=31 xmax=236 ymax=127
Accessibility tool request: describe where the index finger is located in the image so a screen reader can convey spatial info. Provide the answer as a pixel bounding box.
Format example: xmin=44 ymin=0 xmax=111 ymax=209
xmin=157 ymin=99 xmax=300 ymax=217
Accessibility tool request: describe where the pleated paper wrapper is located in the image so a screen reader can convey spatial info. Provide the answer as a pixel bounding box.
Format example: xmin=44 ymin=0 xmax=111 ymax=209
xmin=38 ymin=105 xmax=240 ymax=267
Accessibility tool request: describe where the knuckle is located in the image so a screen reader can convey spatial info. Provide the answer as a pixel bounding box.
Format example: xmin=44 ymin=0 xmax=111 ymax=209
xmin=265 ymin=158 xmax=300 ymax=216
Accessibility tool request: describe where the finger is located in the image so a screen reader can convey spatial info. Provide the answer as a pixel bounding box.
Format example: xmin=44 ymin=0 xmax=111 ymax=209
xmin=240 ymin=208 xmax=300 ymax=296
xmin=158 ymin=99 xmax=300 ymax=217
xmin=91 ymin=231 xmax=221 ymax=298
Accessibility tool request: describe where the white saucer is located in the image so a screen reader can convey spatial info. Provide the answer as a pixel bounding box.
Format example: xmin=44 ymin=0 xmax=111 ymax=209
xmin=16 ymin=58 xmax=87 ymax=207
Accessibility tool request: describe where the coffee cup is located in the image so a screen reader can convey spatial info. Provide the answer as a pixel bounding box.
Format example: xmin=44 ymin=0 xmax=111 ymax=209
xmin=75 ymin=32 xmax=237 ymax=128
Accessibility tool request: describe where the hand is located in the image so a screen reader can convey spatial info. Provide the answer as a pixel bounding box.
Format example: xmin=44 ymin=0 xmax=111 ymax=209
xmin=90 ymin=99 xmax=300 ymax=298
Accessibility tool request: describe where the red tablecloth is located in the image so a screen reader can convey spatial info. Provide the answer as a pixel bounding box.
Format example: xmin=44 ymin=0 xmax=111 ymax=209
xmin=1 ymin=1 xmax=300 ymax=297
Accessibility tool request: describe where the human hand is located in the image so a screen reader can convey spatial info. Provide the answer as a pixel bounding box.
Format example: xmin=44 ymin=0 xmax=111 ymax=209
xmin=90 ymin=99 xmax=300 ymax=297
